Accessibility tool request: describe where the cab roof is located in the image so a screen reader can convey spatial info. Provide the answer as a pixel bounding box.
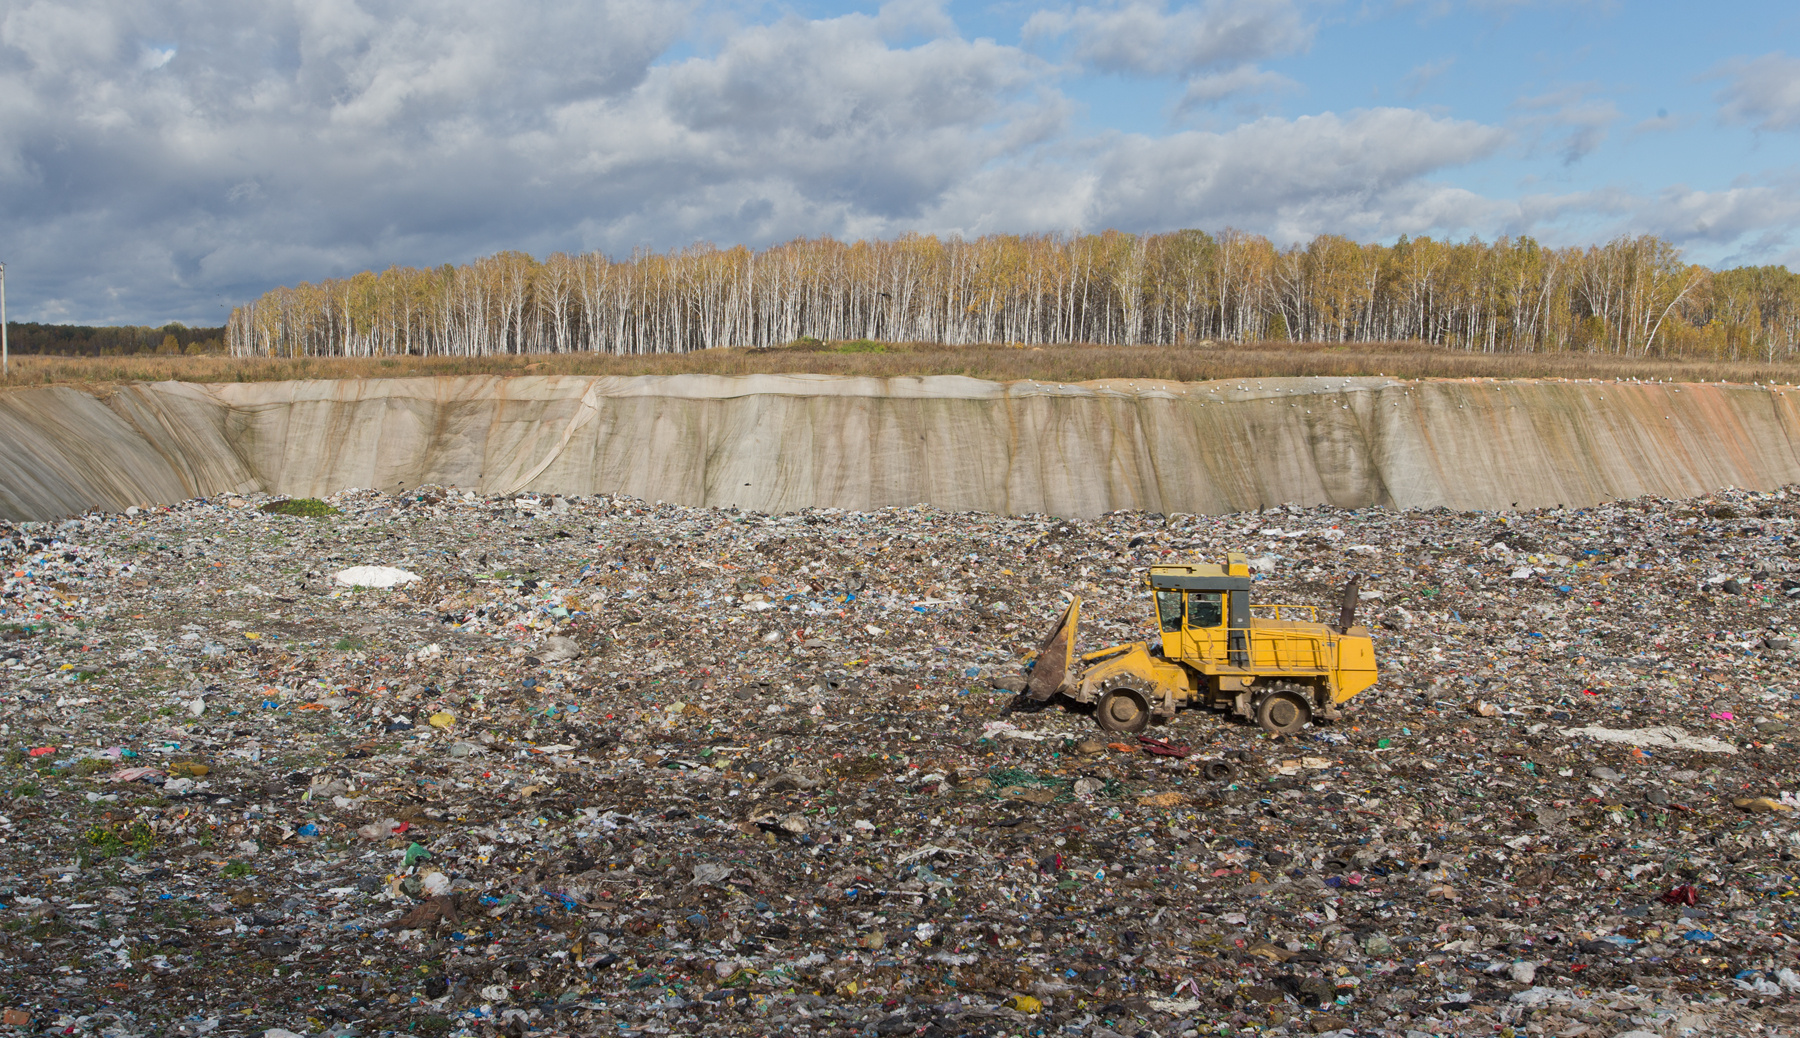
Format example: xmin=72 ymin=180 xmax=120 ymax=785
xmin=1150 ymin=552 xmax=1249 ymax=578
xmin=1148 ymin=553 xmax=1251 ymax=590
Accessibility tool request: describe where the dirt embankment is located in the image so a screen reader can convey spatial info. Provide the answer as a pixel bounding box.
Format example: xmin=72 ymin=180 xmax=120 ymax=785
xmin=2 ymin=374 xmax=1797 ymax=521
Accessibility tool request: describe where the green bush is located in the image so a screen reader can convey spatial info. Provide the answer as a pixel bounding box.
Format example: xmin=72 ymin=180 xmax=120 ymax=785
xmin=834 ymin=339 xmax=887 ymax=354
xmin=262 ymin=497 xmax=339 ymax=518
xmin=84 ymin=822 xmax=154 ymax=858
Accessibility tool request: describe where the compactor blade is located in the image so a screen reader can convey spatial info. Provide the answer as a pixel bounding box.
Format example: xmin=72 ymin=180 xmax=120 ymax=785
xmin=1027 ymin=595 xmax=1081 ymax=701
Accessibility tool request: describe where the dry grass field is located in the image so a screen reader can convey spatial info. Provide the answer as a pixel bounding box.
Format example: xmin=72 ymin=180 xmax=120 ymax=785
xmin=4 ymin=340 xmax=1800 ymax=389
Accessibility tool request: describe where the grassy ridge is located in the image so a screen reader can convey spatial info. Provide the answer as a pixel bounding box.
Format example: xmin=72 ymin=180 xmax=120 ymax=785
xmin=4 ymin=340 xmax=1800 ymax=389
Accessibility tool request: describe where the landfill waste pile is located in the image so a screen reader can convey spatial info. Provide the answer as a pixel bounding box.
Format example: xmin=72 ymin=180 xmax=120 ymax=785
xmin=2 ymin=487 xmax=1800 ymax=1038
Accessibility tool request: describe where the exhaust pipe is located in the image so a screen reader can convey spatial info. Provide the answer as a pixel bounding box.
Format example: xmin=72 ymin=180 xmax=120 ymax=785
xmin=1338 ymin=574 xmax=1361 ymax=629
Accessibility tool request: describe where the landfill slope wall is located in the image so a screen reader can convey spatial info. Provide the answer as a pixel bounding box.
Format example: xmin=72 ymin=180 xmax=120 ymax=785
xmin=0 ymin=382 xmax=260 ymax=520
xmin=2 ymin=374 xmax=1799 ymax=520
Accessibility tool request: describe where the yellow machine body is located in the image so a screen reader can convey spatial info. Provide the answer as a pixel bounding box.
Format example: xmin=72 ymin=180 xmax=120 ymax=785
xmin=1030 ymin=553 xmax=1379 ymax=734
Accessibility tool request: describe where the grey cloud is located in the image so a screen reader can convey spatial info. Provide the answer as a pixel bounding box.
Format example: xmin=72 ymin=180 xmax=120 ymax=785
xmin=550 ymin=11 xmax=1066 ymax=245
xmin=0 ymin=0 xmax=1067 ymax=320
xmin=1714 ymin=52 xmax=1800 ymax=132
xmin=0 ymin=0 xmax=690 ymax=320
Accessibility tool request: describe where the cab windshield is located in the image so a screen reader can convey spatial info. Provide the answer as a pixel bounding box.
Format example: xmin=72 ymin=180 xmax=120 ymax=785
xmin=1185 ymin=591 xmax=1223 ymax=628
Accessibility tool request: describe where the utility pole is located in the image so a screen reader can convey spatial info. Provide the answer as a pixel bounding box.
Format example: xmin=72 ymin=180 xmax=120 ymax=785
xmin=1 ymin=262 xmax=7 ymax=379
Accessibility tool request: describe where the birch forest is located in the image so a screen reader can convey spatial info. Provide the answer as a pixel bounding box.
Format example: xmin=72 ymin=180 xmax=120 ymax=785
xmin=226 ymin=230 xmax=1800 ymax=361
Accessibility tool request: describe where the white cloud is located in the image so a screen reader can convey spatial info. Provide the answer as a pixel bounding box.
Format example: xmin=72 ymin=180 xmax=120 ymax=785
xmin=1714 ymin=52 xmax=1800 ymax=132
xmin=1024 ymin=0 xmax=1311 ymax=78
xmin=873 ymin=0 xmax=957 ymax=38
xmin=1401 ymin=57 xmax=1454 ymax=99
xmin=1512 ymin=86 xmax=1620 ymax=165
xmin=1552 ymin=100 xmax=1620 ymax=164
xmin=1483 ymin=176 xmax=1800 ymax=270
xmin=0 ymin=0 xmax=1782 ymax=324
xmin=916 ymin=108 xmax=1511 ymax=242
xmin=138 ymin=45 xmax=175 ymax=71
xmin=1635 ymin=182 xmax=1800 ymax=251
xmin=1392 ymin=0 xmax=1616 ymax=19
xmin=1178 ymin=65 xmax=1298 ymax=109
xmin=0 ymin=0 xmax=1488 ymax=324
xmin=1627 ymin=110 xmax=1686 ymax=138
xmin=1075 ymin=109 xmax=1511 ymax=237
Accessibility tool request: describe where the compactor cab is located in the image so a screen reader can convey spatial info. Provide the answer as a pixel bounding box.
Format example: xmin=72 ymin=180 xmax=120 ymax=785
xmin=1027 ymin=553 xmax=1378 ymax=735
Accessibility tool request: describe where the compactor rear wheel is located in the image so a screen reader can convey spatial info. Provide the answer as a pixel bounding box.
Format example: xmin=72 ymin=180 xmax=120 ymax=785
xmin=1095 ymin=685 xmax=1152 ymax=735
xmin=1255 ymin=689 xmax=1311 ymax=736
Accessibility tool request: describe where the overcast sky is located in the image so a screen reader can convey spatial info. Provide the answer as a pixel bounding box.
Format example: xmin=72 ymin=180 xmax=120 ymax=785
xmin=1 ymin=0 xmax=1798 ymax=325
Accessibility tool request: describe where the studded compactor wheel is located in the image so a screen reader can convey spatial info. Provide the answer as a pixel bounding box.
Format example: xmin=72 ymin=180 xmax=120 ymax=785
xmin=1094 ymin=682 xmax=1153 ymax=735
xmin=1254 ymin=688 xmax=1312 ymax=736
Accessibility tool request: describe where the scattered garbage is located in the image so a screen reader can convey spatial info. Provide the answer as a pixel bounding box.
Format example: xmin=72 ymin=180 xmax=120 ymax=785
xmin=1560 ymin=724 xmax=1740 ymax=754
xmin=333 ymin=564 xmax=420 ymax=588
xmin=1661 ymin=884 xmax=1700 ymax=906
xmin=0 ymin=484 xmax=1797 ymax=1036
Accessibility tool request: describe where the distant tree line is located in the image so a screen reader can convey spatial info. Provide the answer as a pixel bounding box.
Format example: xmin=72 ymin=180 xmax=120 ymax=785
xmin=225 ymin=231 xmax=1800 ymax=361
xmin=5 ymin=323 xmax=226 ymax=357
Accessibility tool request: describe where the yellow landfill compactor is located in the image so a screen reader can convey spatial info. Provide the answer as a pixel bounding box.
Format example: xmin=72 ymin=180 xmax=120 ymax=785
xmin=1026 ymin=553 xmax=1378 ymax=736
